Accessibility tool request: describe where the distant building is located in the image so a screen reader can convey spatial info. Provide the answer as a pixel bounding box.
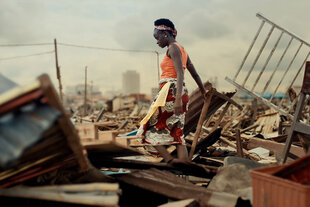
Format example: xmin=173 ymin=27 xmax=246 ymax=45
xmin=129 ymin=93 xmax=150 ymax=102
xmin=66 ymin=84 xmax=101 ymax=96
xmin=112 ymin=96 xmax=135 ymax=112
xmin=122 ymin=70 xmax=140 ymax=95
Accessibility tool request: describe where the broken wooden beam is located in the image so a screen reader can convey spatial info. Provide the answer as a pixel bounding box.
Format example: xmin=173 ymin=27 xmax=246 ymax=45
xmin=235 ymin=129 xmax=244 ymax=158
xmin=219 ymin=137 xmax=260 ymax=161
xmin=189 ymin=88 xmax=214 ymax=159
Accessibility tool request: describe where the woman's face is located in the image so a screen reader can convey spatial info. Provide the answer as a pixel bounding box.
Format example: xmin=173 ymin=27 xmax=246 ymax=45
xmin=153 ymin=29 xmax=167 ymax=48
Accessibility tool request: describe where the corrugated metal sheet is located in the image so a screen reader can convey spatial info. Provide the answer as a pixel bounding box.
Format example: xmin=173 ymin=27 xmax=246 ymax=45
xmin=0 ymin=103 xmax=61 ymax=168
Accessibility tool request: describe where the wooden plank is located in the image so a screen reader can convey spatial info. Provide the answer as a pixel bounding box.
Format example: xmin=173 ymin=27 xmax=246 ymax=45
xmin=280 ymin=93 xmax=306 ymax=163
xmin=85 ymin=141 xmax=143 ymax=157
xmin=158 ymin=199 xmax=197 ymax=207
xmin=0 ymin=187 xmax=119 ymax=206
xmin=247 ymin=137 xmax=305 ymax=158
xmin=212 ymin=102 xmax=231 ymax=130
xmin=117 ymin=168 xmax=239 ymax=207
xmin=0 ymin=80 xmax=40 ymax=106
xmin=213 ymin=90 xmax=243 ymax=110
xmin=189 ymin=89 xmax=214 ymax=159
xmin=199 ymin=157 xmax=224 ymax=164
xmin=75 ymin=123 xmax=96 ymax=139
xmin=294 ymin=122 xmax=310 ymax=134
xmin=21 ymin=183 xmax=119 ymax=192
xmin=39 ymin=74 xmax=90 ymax=170
xmin=296 ymin=133 xmax=310 ymax=154
xmin=235 ymin=129 xmax=244 ymax=157
xmin=220 ymin=137 xmax=260 ymax=161
xmin=0 ymin=90 xmax=43 ymax=116
xmin=240 ymin=124 xmax=259 ymax=133
xmin=250 ymin=98 xmax=257 ymax=125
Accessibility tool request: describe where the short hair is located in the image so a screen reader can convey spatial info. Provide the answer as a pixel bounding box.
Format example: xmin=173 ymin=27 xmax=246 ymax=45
xmin=154 ymin=18 xmax=175 ymax=30
xmin=154 ymin=18 xmax=175 ymax=36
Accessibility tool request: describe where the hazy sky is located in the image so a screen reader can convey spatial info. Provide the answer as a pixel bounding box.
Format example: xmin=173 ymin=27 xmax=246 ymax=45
xmin=1 ymin=0 xmax=310 ymax=96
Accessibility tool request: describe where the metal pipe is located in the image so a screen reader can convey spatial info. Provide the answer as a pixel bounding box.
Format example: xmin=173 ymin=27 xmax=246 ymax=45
xmin=84 ymin=66 xmax=87 ymax=117
xmin=279 ymin=50 xmax=310 ymax=106
xmin=257 ymin=13 xmax=310 ymax=48
xmin=251 ymin=29 xmax=282 ymax=92
xmin=262 ymin=36 xmax=293 ymax=95
xmin=225 ymin=76 xmax=293 ymax=120
xmin=242 ymin=25 xmax=275 ymax=87
xmin=233 ymin=21 xmax=265 ymax=81
xmin=270 ymin=42 xmax=303 ymax=101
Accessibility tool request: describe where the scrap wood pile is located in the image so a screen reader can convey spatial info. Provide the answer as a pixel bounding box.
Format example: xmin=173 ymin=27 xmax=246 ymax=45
xmin=1 ymin=75 xmax=310 ymax=207
xmin=0 ymin=75 xmax=119 ymax=207
xmin=187 ymin=99 xmax=307 ymax=165
xmin=72 ymin=93 xmax=150 ymax=132
xmin=74 ymin=102 xmax=149 ymax=133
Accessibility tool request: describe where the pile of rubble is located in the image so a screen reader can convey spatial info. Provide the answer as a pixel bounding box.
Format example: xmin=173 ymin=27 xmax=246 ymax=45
xmin=1 ymin=72 xmax=309 ymax=207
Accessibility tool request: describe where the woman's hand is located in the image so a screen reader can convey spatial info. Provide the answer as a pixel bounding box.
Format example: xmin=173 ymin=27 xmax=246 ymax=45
xmin=201 ymin=89 xmax=208 ymax=101
xmin=174 ymin=97 xmax=182 ymax=115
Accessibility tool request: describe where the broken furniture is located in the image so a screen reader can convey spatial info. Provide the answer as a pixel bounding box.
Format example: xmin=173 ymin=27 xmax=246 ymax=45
xmin=184 ymin=82 xmax=241 ymax=137
xmin=225 ymin=13 xmax=310 ymax=163
xmin=226 ymin=13 xmax=310 ymax=120
xmin=280 ymin=61 xmax=310 ymax=163
xmin=184 ymin=82 xmax=242 ymax=160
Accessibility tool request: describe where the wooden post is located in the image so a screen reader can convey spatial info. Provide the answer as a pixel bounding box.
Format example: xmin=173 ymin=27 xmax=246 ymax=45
xmin=220 ymin=137 xmax=260 ymax=161
xmin=280 ymin=93 xmax=306 ymax=164
xmin=54 ymin=38 xmax=63 ymax=103
xmin=189 ymin=89 xmax=214 ymax=160
xmin=250 ymin=98 xmax=257 ymax=125
xmin=84 ymin=66 xmax=87 ymax=117
xmin=212 ymin=102 xmax=231 ymax=130
xmin=235 ymin=129 xmax=244 ymax=157
xmin=90 ymin=80 xmax=93 ymax=107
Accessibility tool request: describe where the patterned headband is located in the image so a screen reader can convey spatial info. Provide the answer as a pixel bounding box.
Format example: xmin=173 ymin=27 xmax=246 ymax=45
xmin=155 ymin=25 xmax=177 ymax=37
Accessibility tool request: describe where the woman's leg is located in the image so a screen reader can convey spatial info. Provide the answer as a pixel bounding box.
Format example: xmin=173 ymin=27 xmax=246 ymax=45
xmin=154 ymin=145 xmax=189 ymax=163
xmin=154 ymin=145 xmax=174 ymax=163
xmin=177 ymin=144 xmax=189 ymax=161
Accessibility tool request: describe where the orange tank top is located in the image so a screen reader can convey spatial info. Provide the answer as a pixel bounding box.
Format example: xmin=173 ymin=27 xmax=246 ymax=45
xmin=160 ymin=42 xmax=188 ymax=80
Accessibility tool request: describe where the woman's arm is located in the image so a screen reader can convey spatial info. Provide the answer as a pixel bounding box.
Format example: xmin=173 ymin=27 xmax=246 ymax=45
xmin=186 ymin=56 xmax=207 ymax=96
xmin=168 ymin=44 xmax=184 ymax=115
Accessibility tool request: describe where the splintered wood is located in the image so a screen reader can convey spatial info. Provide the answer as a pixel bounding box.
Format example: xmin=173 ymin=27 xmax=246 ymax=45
xmin=191 ymin=95 xmax=308 ymax=165
xmin=74 ymin=84 xmax=308 ymax=167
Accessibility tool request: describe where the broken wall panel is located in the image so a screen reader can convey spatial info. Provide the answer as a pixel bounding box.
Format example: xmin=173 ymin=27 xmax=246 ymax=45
xmin=184 ymin=82 xmax=236 ymax=136
xmin=0 ymin=74 xmax=91 ymax=187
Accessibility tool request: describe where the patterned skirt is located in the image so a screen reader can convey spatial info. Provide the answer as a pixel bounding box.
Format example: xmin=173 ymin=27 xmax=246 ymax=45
xmin=138 ymin=78 xmax=189 ymax=155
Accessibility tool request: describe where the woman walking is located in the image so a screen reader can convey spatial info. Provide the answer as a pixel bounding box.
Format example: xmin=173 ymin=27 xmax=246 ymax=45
xmin=138 ymin=18 xmax=207 ymax=164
